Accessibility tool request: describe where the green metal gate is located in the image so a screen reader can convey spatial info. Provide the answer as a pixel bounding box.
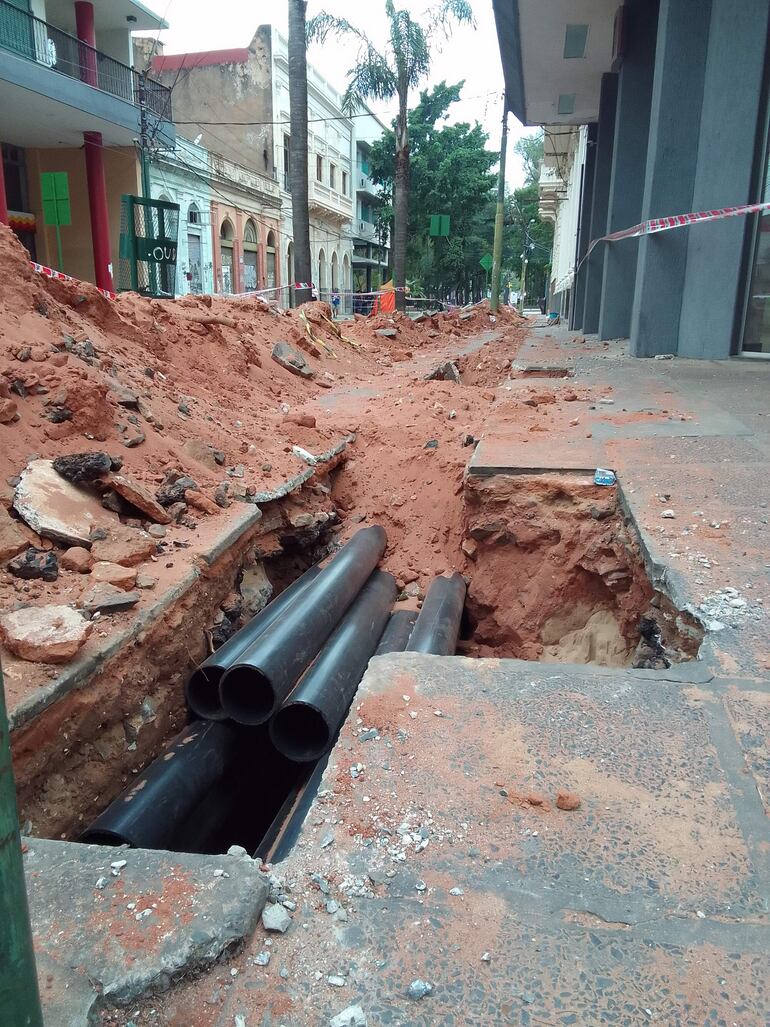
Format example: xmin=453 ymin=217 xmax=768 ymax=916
xmin=118 ymin=195 xmax=180 ymax=298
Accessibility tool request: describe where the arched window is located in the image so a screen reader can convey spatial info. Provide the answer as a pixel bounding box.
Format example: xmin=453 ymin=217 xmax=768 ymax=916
xmin=266 ymin=229 xmax=277 ymax=290
xmin=331 ymin=251 xmax=339 ymax=291
xmin=188 ymin=202 xmax=200 ymax=225
xmin=318 ymin=247 xmax=327 ymax=294
xmin=219 ymin=218 xmax=235 ymax=293
xmin=243 ymin=219 xmax=259 ymax=291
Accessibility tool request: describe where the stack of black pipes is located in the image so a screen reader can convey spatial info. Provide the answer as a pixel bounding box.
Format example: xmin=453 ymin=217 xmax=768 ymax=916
xmin=81 ymin=527 xmax=466 ymax=854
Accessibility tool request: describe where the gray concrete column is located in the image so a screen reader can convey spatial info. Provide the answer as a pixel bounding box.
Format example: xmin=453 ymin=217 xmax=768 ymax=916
xmin=582 ymin=73 xmax=618 ymax=335
xmin=570 ymin=122 xmax=598 ymax=331
xmin=597 ymin=0 xmax=658 ymax=340
xmin=630 ymin=0 xmax=712 ymax=357
xmin=678 ymin=0 xmax=770 ymax=358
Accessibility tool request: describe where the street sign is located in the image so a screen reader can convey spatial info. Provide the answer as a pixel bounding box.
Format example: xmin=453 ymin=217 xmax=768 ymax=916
xmin=40 ymin=172 xmax=71 ymax=273
xmin=480 ymin=253 xmax=493 ymax=272
xmin=429 ymin=214 xmax=450 ymax=237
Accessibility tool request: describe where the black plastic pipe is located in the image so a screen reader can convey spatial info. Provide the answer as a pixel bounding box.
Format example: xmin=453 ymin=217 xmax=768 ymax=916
xmin=405 ymin=572 xmax=467 ymax=655
xmin=79 ymin=721 xmax=248 ymax=849
xmin=375 ymin=609 xmax=418 ymax=655
xmin=268 ymin=570 xmax=397 ymax=762
xmin=220 ymin=526 xmax=387 ymax=725
xmin=186 ymin=565 xmax=321 ymax=720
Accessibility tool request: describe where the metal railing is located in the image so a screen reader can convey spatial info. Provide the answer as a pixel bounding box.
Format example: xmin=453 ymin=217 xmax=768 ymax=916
xmin=0 ymin=0 xmax=172 ymax=120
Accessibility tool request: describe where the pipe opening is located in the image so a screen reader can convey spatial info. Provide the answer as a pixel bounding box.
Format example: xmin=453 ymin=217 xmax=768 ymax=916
xmin=270 ymin=703 xmax=330 ymax=763
xmin=219 ymin=667 xmax=275 ymax=725
xmin=186 ymin=667 xmax=227 ymax=720
xmin=78 ymin=829 xmax=126 ymax=847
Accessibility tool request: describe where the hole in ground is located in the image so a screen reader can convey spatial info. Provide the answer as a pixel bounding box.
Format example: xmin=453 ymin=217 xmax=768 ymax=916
xmin=460 ymin=472 xmax=702 ymax=667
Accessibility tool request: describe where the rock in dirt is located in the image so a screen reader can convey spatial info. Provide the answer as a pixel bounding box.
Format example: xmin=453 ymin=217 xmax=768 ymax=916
xmin=81 ymin=583 xmax=140 ymax=614
xmin=183 ymin=438 xmax=226 ymax=470
xmin=424 ymin=361 xmax=461 ymax=384
xmin=330 ymin=1006 xmax=368 ymax=1027
xmin=90 ymin=561 xmax=137 ymax=590
xmin=556 ymin=790 xmax=582 ymax=811
xmin=0 ymin=505 xmax=27 ymax=562
xmin=241 ymin=563 xmax=273 ymax=617
xmin=375 ymin=328 xmax=398 ymax=338
xmin=272 ymin=341 xmax=314 ymax=379
xmin=13 ymin=459 xmax=112 ymax=547
xmin=283 ymin=412 xmax=317 ymax=428
xmin=407 ymin=980 xmax=433 ymax=1000
xmin=91 ymin=528 xmax=156 ymax=567
xmin=107 ymin=473 xmax=172 ymax=524
xmin=52 ymin=452 xmax=111 ymax=484
xmin=0 ymin=605 xmax=92 ymax=663
xmin=7 ymin=547 xmax=59 ymax=581
xmin=60 ymin=547 xmax=93 ymax=574
xmin=186 ymin=491 xmax=220 ymax=516
xmin=0 ymin=397 xmax=18 ymax=423
xmin=261 ymin=902 xmax=292 ymax=933
xmin=157 ymin=474 xmax=198 ymax=507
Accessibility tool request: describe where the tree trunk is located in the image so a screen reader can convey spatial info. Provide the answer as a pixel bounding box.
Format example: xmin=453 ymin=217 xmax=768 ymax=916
xmin=288 ymin=1 xmax=312 ymax=307
xmin=392 ymin=86 xmax=410 ymax=313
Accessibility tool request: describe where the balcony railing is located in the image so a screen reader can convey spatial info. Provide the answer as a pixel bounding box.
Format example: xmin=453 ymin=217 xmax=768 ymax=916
xmin=0 ymin=0 xmax=172 ymax=120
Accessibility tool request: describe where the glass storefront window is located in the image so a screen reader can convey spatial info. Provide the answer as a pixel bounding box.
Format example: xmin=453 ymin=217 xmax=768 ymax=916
xmin=742 ymin=140 xmax=770 ymax=355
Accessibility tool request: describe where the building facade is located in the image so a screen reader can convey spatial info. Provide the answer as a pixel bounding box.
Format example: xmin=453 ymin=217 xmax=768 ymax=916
xmin=0 ymin=0 xmax=173 ymax=292
xmin=350 ymin=100 xmax=389 ymax=298
xmin=270 ymin=27 xmax=353 ymax=305
xmin=494 ymin=0 xmax=770 ymax=358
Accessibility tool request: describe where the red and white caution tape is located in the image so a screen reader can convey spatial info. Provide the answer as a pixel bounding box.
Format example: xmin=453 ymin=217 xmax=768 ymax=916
xmin=582 ymin=199 xmax=770 ymax=267
xmin=30 ymin=261 xmax=117 ymax=300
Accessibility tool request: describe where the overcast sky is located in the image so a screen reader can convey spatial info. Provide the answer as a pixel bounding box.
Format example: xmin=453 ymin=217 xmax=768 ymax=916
xmin=143 ymin=0 xmax=534 ymax=188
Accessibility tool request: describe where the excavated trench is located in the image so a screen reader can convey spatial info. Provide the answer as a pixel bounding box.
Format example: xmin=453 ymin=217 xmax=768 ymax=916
xmin=15 ymin=452 xmax=702 ymax=863
xmin=461 ymin=472 xmax=702 ymax=666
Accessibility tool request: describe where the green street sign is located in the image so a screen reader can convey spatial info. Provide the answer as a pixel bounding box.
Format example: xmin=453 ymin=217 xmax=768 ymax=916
xmin=429 ymin=214 xmax=450 ymax=237
xmin=480 ymin=253 xmax=493 ymax=272
xmin=40 ymin=172 xmax=71 ymax=227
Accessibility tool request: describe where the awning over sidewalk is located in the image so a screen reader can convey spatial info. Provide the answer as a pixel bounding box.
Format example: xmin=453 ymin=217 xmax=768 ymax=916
xmin=492 ymin=0 xmax=618 ymax=125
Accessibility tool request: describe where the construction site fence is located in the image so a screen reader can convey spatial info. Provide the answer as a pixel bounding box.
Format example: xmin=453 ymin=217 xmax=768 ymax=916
xmin=223 ymin=285 xmax=446 ymax=317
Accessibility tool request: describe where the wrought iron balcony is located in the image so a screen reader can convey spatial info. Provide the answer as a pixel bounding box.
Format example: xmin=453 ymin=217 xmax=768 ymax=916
xmin=0 ymin=0 xmax=172 ymax=120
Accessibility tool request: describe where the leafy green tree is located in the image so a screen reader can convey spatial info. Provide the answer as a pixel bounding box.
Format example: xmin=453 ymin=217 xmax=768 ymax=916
xmin=307 ymin=1 xmax=474 ymax=309
xmin=369 ymin=82 xmax=498 ymax=302
xmin=514 ymin=131 xmax=545 ymax=187
xmin=504 ymin=181 xmax=553 ymax=305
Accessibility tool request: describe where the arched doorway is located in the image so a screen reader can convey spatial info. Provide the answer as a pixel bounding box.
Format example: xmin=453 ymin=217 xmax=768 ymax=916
xmin=266 ymin=230 xmax=277 ymax=290
xmin=318 ymin=248 xmax=326 ymax=297
xmin=243 ymin=219 xmax=259 ymax=291
xmin=286 ymin=241 xmax=294 ymax=307
xmin=342 ymin=253 xmax=351 ymax=313
xmin=331 ymin=251 xmax=339 ymax=291
xmin=220 ymin=218 xmax=235 ymax=293
xmin=187 ymin=203 xmax=203 ymax=293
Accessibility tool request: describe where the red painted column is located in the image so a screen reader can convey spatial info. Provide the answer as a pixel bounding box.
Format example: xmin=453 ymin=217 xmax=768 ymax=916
xmin=0 ymin=153 xmax=9 ymax=226
xmin=83 ymin=132 xmax=113 ymax=292
xmin=74 ymin=1 xmax=98 ymax=87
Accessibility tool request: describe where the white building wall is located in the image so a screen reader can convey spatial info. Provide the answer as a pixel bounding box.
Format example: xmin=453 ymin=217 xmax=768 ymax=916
xmin=545 ymin=126 xmax=588 ymax=314
xmin=149 ymin=137 xmax=213 ymax=296
xmin=271 ymin=28 xmax=353 ymax=300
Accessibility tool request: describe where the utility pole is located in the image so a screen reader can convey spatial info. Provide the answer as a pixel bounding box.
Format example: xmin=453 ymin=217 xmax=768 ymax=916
xmin=490 ymin=108 xmax=508 ymax=313
xmin=0 ymin=661 xmax=44 ymax=1027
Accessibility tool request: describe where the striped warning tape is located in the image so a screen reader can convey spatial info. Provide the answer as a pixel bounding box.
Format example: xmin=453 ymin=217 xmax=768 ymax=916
xmin=581 ymin=199 xmax=770 ymax=269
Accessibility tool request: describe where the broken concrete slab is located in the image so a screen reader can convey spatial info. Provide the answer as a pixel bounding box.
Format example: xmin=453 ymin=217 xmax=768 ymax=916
xmin=24 ymin=839 xmax=269 ymax=1021
xmin=0 ymin=605 xmax=92 ymax=662
xmin=272 ymin=341 xmax=314 ymax=379
xmin=13 ymin=459 xmax=113 ymax=547
xmin=107 ymin=473 xmax=172 ymax=524
xmin=81 ymin=583 xmax=140 ymax=614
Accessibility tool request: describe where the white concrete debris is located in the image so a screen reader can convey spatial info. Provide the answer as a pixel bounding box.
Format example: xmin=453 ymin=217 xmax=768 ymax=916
xmin=329 ymin=1005 xmax=368 ymax=1027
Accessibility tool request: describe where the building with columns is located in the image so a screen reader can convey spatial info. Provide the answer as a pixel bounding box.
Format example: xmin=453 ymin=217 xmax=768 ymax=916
xmin=0 ymin=0 xmax=173 ymax=292
xmin=494 ymin=0 xmax=770 ymax=358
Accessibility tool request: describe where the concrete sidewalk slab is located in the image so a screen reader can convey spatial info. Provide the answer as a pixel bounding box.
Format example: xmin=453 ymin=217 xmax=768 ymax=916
xmin=25 ymin=839 xmax=268 ymax=1024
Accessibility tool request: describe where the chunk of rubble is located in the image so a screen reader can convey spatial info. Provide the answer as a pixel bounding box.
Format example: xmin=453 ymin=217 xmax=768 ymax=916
xmin=375 ymin=327 xmax=398 ymax=338
xmin=107 ymin=474 xmax=172 ymax=524
xmin=8 ymin=548 xmax=58 ymax=582
xmin=330 ymin=1005 xmax=368 ymax=1027
xmin=81 ymin=583 xmax=140 ymax=614
xmin=0 ymin=605 xmax=92 ymax=663
xmin=261 ymin=902 xmax=292 ymax=933
xmin=60 ymin=547 xmax=93 ymax=574
xmin=52 ymin=452 xmax=111 ymax=484
xmin=13 ymin=459 xmax=112 ymax=547
xmin=90 ymin=561 xmax=137 ymax=590
xmin=91 ymin=527 xmax=156 ymax=567
xmin=424 ymin=361 xmax=461 ymax=384
xmin=0 ymin=505 xmax=28 ymax=562
xmin=272 ymin=341 xmax=314 ymax=379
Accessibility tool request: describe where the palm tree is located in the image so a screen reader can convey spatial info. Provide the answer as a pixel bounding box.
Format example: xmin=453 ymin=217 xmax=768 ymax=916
xmin=308 ymin=1 xmax=474 ymax=311
xmin=289 ymin=0 xmax=313 ymax=306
